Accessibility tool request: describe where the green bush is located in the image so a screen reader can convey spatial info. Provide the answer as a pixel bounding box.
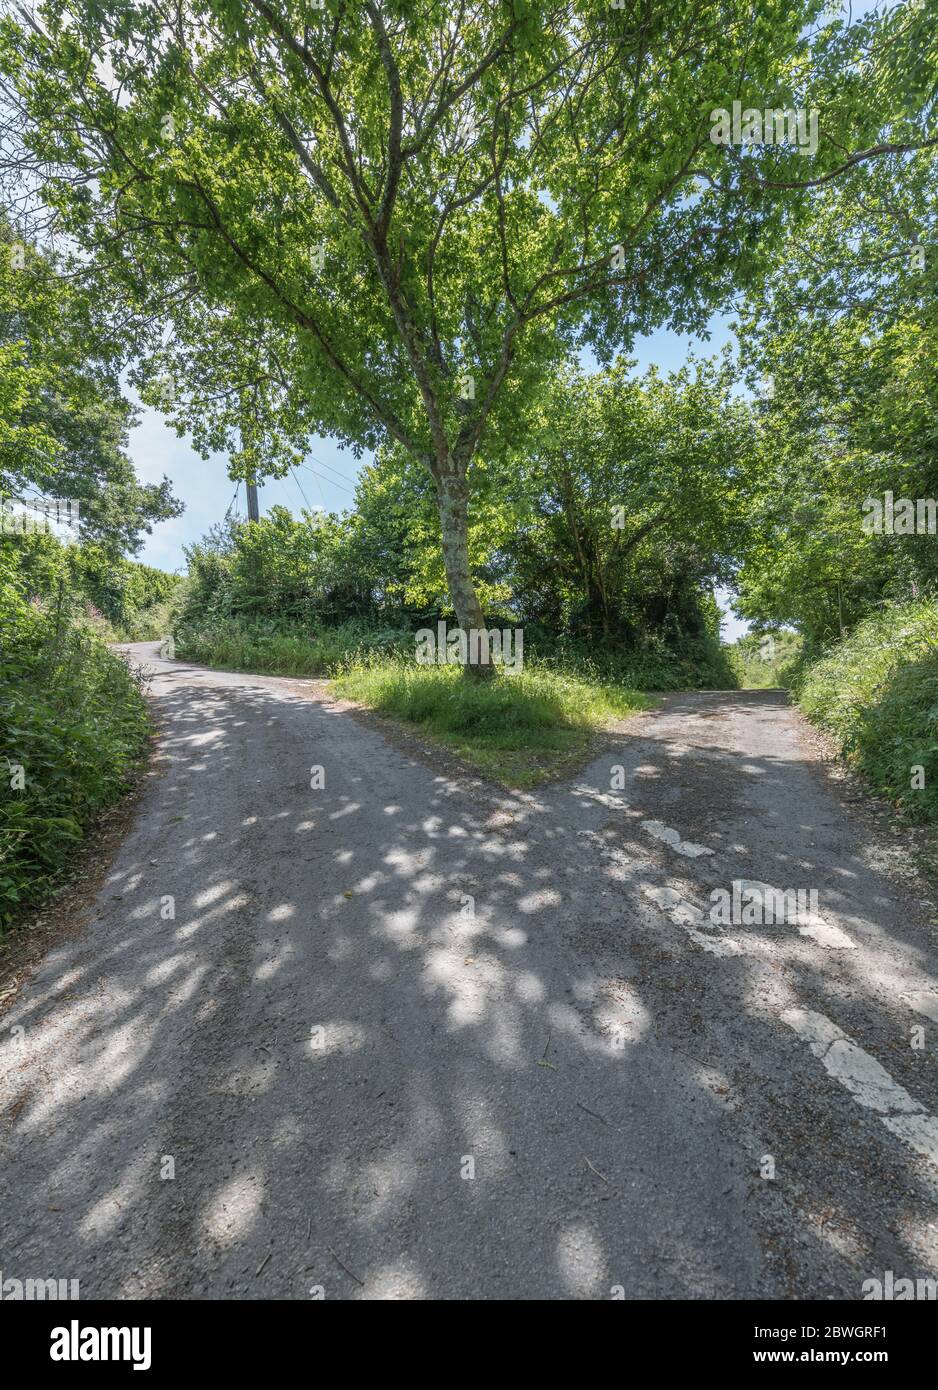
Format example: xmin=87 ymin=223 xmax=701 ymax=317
xmin=795 ymin=600 xmax=938 ymax=822
xmin=175 ymin=615 xmax=414 ymax=676
xmin=111 ymin=597 xmax=179 ymax=643
xmin=178 ymin=508 xmax=380 ymax=629
xmin=3 ymin=530 xmax=182 ymax=637
xmin=727 ymin=630 xmax=803 ymax=689
xmin=178 ymin=608 xmax=737 ymax=692
xmin=0 ymin=570 xmax=151 ymax=927
xmin=519 ymin=627 xmax=737 ymax=691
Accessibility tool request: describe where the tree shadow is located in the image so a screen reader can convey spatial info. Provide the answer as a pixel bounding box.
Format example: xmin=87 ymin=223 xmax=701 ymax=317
xmin=1 ymin=674 xmax=937 ymax=1299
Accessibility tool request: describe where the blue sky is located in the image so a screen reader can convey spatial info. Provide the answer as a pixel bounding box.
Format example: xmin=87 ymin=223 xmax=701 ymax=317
xmin=130 ymin=312 xmax=750 ymax=641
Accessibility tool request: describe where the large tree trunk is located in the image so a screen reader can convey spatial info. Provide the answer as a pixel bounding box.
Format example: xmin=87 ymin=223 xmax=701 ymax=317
xmin=435 ymin=464 xmax=494 ymax=678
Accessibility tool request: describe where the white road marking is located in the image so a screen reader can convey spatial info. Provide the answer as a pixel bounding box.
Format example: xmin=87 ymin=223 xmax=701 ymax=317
xmin=629 ymin=794 xmax=927 ymax=1169
xmin=734 ymin=880 xmax=856 ymax=950
xmin=783 ymin=1008 xmax=938 ymax=1167
xmin=643 ymin=885 xmax=742 ymax=957
xmin=571 ymin=786 xmax=630 ymax=809
xmin=910 ymin=992 xmax=938 ymax=1022
xmin=881 ymin=1113 xmax=938 ymax=1166
xmin=641 ymin=820 xmax=713 ymax=858
xmin=646 ymin=871 xmax=854 ymax=954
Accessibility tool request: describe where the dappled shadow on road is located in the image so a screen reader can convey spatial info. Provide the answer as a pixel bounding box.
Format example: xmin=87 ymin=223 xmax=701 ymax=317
xmin=1 ymin=676 xmax=937 ymax=1299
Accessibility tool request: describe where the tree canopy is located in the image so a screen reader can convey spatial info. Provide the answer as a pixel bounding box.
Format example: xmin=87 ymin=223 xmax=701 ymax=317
xmin=3 ymin=1 xmax=932 ymax=659
xmin=0 ymin=221 xmax=182 ymax=552
xmin=733 ymin=130 xmax=938 ymax=645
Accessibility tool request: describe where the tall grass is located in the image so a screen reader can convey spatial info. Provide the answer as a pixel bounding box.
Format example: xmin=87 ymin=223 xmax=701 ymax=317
xmin=525 ymin=630 xmax=737 ymax=690
xmin=1 ymin=591 xmax=151 ymax=927
xmin=175 ymin=616 xmax=413 ymax=676
xmin=334 ymin=654 xmax=651 ymax=786
xmin=794 ymin=600 xmax=938 ymax=822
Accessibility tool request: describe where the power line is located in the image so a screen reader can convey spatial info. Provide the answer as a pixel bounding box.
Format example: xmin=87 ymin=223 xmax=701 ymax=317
xmin=289 ymin=463 xmax=314 ymax=512
xmin=306 ymin=452 xmax=360 ymax=487
xmin=296 ymin=459 xmax=354 ymax=490
xmin=296 ymin=460 xmax=357 ymax=495
xmin=307 ymin=456 xmax=328 ymax=511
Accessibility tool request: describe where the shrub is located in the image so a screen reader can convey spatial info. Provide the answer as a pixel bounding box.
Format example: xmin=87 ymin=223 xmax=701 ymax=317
xmin=175 ymin=615 xmax=413 ymax=676
xmin=727 ymin=630 xmax=803 ymax=689
xmin=0 ymin=567 xmax=151 ymax=927
xmin=795 ymin=600 xmax=938 ymax=821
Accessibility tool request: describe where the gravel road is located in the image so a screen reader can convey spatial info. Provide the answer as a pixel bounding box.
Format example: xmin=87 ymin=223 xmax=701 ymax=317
xmin=2 ymin=643 xmax=937 ymax=1300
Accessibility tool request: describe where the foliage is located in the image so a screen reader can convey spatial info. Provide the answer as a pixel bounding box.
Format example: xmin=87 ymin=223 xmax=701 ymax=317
xmin=727 ymin=630 xmax=802 ymax=688
xmin=0 ymin=216 xmax=177 ymax=929
xmin=0 ymin=223 xmax=182 ymax=553
xmin=4 ymin=530 xmax=182 ymax=637
xmin=0 ymin=549 xmax=151 ymax=927
xmin=793 ymin=601 xmax=938 ymax=822
xmin=2 ymin=0 xmax=926 ymax=650
xmin=175 ymin=614 xmax=413 ymax=676
xmin=178 ymin=506 xmax=384 ymax=626
xmin=499 ymin=357 xmax=758 ymax=641
xmin=732 ymin=139 xmax=938 ymax=645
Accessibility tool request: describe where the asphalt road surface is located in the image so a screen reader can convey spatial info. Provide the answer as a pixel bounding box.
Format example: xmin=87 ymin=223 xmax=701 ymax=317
xmin=2 ymin=642 xmax=937 ymax=1299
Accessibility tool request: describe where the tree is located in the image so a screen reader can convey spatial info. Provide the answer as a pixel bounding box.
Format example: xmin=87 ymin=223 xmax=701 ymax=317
xmin=509 ymin=357 xmax=757 ymax=639
xmin=0 ymin=222 xmax=182 ymax=552
xmin=1 ymin=1 xmax=932 ymax=666
xmin=733 ymin=136 xmax=938 ymax=644
xmin=352 ymin=355 xmax=759 ymax=645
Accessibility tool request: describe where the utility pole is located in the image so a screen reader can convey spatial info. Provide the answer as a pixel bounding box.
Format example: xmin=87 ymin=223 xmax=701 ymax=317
xmin=242 ymin=383 xmax=260 ymax=521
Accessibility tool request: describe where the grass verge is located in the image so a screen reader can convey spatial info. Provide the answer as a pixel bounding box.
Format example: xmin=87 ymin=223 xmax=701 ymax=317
xmin=793 ymin=600 xmax=938 ymax=822
xmin=1 ymin=604 xmax=151 ymax=929
xmin=176 ymin=616 xmax=412 ymax=676
xmin=333 ymin=655 xmax=652 ymax=787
